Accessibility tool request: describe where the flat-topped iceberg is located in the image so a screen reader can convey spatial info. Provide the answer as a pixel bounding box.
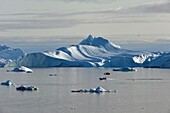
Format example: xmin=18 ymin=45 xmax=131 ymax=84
xmin=11 ymin=35 xmax=162 ymax=68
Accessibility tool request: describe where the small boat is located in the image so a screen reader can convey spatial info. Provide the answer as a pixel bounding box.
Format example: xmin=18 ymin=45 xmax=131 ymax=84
xmin=49 ymin=74 xmax=58 ymax=76
xmin=104 ymin=72 xmax=110 ymax=75
xmin=99 ymin=77 xmax=107 ymax=80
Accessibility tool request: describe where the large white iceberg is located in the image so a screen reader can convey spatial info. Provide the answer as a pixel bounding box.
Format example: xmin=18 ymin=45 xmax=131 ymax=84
xmin=144 ymin=52 xmax=170 ymax=68
xmin=11 ymin=35 xmax=160 ymax=68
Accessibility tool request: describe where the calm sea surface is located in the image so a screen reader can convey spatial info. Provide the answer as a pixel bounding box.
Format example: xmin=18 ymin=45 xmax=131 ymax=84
xmin=0 ymin=67 xmax=170 ymax=113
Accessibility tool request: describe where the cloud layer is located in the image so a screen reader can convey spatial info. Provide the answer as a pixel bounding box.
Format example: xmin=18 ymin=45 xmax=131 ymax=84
xmin=124 ymin=1 xmax=170 ymax=13
xmin=0 ymin=1 xmax=170 ymax=31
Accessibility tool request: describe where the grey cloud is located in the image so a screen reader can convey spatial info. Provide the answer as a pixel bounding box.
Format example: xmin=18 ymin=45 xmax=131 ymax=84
xmin=0 ymin=19 xmax=77 ymax=31
xmin=122 ymin=2 xmax=170 ymax=14
xmin=156 ymin=39 xmax=170 ymax=43
xmin=61 ymin=2 xmax=170 ymax=15
xmin=0 ymin=14 xmax=169 ymax=31
xmin=1 ymin=1 xmax=170 ymax=31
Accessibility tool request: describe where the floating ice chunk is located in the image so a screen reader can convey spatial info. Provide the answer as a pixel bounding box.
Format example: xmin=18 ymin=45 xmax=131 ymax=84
xmin=1 ymin=80 xmax=15 ymax=86
xmin=113 ymin=67 xmax=137 ymax=72
xmin=11 ymin=66 xmax=33 ymax=73
xmin=89 ymin=88 xmax=96 ymax=93
xmin=16 ymin=85 xmax=38 ymax=91
xmin=95 ymin=87 xmax=107 ymax=93
xmin=71 ymin=86 xmax=115 ymax=93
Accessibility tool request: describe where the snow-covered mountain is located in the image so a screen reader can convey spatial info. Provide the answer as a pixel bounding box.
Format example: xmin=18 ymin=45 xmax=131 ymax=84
xmin=0 ymin=45 xmax=25 ymax=67
xmin=12 ymin=35 xmax=163 ymax=68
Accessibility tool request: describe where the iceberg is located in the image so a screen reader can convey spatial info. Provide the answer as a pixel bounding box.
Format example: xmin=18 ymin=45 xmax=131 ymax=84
xmin=10 ymin=66 xmax=33 ymax=73
xmin=144 ymin=52 xmax=170 ymax=68
xmin=1 ymin=80 xmax=15 ymax=86
xmin=95 ymin=86 xmax=107 ymax=93
xmin=12 ymin=35 xmax=160 ymax=68
xmin=113 ymin=67 xmax=137 ymax=72
xmin=71 ymin=86 xmax=116 ymax=93
xmin=16 ymin=85 xmax=38 ymax=91
xmin=0 ymin=45 xmax=25 ymax=67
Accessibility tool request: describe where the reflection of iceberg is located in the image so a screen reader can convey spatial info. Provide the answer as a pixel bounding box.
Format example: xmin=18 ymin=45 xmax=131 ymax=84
xmin=1 ymin=80 xmax=15 ymax=86
xmin=113 ymin=67 xmax=137 ymax=72
xmin=71 ymin=86 xmax=116 ymax=93
xmin=12 ymin=66 xmax=33 ymax=73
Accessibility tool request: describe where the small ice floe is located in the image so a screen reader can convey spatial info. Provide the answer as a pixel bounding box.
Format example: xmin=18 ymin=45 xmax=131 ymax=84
xmin=8 ymin=66 xmax=33 ymax=73
xmin=99 ymin=77 xmax=107 ymax=81
xmin=16 ymin=85 xmax=38 ymax=91
xmin=104 ymin=72 xmax=110 ymax=75
xmin=113 ymin=67 xmax=137 ymax=72
xmin=1 ymin=80 xmax=15 ymax=86
xmin=71 ymin=86 xmax=117 ymax=93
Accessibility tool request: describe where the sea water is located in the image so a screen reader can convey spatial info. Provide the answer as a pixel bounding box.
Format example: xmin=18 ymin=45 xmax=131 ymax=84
xmin=0 ymin=67 xmax=170 ymax=113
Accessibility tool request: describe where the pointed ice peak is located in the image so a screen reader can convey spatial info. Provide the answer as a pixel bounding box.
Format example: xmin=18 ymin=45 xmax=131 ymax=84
xmin=83 ymin=34 xmax=94 ymax=45
xmin=79 ymin=35 xmax=121 ymax=51
xmin=87 ymin=34 xmax=94 ymax=40
xmin=79 ymin=35 xmax=106 ymax=46
xmin=0 ymin=45 xmax=10 ymax=51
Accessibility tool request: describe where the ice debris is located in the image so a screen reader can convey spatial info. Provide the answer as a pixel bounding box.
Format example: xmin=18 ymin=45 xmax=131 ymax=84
xmin=71 ymin=86 xmax=117 ymax=93
xmin=113 ymin=67 xmax=137 ymax=72
xmin=16 ymin=85 xmax=38 ymax=91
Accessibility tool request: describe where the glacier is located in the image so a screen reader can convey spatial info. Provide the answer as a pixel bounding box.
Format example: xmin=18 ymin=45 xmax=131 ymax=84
xmin=10 ymin=35 xmax=169 ymax=68
xmin=0 ymin=45 xmax=25 ymax=67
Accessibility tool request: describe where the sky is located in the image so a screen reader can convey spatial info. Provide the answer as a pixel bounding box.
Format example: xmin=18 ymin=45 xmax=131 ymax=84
xmin=0 ymin=0 xmax=170 ymax=52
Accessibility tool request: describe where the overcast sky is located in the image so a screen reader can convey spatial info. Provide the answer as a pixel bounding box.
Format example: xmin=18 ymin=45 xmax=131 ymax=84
xmin=0 ymin=0 xmax=170 ymax=50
